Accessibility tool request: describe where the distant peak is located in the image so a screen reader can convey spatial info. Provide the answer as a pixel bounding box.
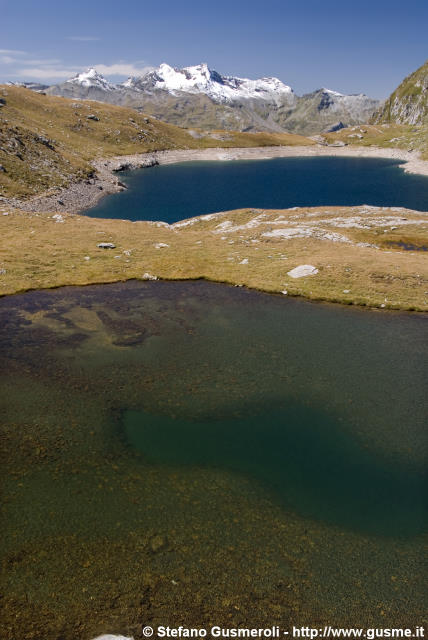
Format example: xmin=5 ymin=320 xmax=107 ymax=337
xmin=71 ymin=67 xmax=100 ymax=80
xmin=66 ymin=67 xmax=116 ymax=90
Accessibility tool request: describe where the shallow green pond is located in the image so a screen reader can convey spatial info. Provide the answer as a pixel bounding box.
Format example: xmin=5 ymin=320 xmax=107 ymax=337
xmin=0 ymin=281 xmax=426 ymax=639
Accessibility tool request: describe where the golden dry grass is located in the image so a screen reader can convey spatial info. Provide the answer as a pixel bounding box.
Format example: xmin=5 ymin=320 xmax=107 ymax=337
xmin=1 ymin=205 xmax=427 ymax=310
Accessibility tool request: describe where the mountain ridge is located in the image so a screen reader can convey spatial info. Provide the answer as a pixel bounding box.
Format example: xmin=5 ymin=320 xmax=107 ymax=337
xmin=120 ymin=62 xmax=295 ymax=104
xmin=42 ymin=63 xmax=380 ymax=135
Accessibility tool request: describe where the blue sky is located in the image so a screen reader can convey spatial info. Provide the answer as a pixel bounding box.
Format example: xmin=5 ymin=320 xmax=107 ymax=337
xmin=1 ymin=0 xmax=427 ymax=98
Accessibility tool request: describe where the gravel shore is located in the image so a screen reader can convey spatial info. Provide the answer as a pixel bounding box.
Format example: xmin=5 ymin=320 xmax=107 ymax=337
xmin=3 ymin=144 xmax=428 ymax=215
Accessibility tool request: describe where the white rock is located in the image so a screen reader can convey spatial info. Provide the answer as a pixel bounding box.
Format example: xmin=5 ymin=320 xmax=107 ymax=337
xmin=343 ymin=289 xmax=350 ymax=293
xmin=239 ymin=258 xmax=249 ymax=264
xmin=97 ymin=242 xmax=116 ymax=249
xmin=142 ymin=272 xmax=158 ymax=280
xmin=154 ymin=242 xmax=169 ymax=249
xmin=287 ymin=265 xmax=319 ymax=278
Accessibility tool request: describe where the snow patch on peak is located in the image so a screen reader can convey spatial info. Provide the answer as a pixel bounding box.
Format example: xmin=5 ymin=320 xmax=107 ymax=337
xmin=67 ymin=68 xmax=116 ymax=91
xmin=122 ymin=77 xmax=134 ymax=87
xmin=122 ymin=76 xmax=138 ymax=89
xmin=323 ymin=88 xmax=344 ymax=97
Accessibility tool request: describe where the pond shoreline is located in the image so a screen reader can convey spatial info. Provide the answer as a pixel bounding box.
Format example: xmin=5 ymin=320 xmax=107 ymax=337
xmin=3 ymin=275 xmax=427 ymax=316
xmin=3 ymin=144 xmax=428 ymax=215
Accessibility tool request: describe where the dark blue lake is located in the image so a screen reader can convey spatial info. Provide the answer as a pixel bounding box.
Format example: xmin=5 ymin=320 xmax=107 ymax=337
xmin=87 ymin=156 xmax=428 ymax=222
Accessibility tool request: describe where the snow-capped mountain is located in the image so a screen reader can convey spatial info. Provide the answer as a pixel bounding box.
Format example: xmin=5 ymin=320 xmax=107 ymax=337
xmin=121 ymin=63 xmax=294 ymax=105
xmin=66 ymin=68 xmax=117 ymax=92
xmin=45 ymin=63 xmax=380 ymax=135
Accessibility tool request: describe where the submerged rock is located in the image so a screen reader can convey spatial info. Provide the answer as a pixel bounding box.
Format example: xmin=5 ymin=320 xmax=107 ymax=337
xmin=149 ymin=534 xmax=167 ymax=553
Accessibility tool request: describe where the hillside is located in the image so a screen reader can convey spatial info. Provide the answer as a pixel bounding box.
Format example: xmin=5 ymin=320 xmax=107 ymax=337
xmin=0 ymin=85 xmax=313 ymax=198
xmin=321 ymin=122 xmax=428 ymax=161
xmin=374 ymin=60 xmax=428 ymax=125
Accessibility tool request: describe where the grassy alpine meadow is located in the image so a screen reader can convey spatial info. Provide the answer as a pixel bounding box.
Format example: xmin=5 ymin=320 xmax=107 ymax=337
xmin=1 ymin=204 xmax=427 ymax=310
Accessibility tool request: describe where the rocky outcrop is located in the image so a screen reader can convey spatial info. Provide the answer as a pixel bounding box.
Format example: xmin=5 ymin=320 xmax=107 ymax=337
xmin=374 ymin=60 xmax=428 ymax=125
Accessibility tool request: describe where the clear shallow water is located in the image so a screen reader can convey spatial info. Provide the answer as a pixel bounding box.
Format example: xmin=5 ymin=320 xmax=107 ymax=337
xmin=125 ymin=402 xmax=426 ymax=537
xmin=0 ymin=281 xmax=427 ymax=638
xmin=87 ymin=157 xmax=428 ymax=222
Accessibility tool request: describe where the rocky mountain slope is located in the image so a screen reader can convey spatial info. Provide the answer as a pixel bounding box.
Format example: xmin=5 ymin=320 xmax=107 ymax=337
xmin=374 ymin=59 xmax=428 ymax=125
xmin=276 ymin=88 xmax=379 ymax=136
xmin=44 ymin=63 xmax=380 ymax=134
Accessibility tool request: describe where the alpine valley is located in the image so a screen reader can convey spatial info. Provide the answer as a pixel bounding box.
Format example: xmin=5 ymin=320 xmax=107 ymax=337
xmin=1 ymin=20 xmax=428 ymax=637
xmin=39 ymin=63 xmax=381 ymax=135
